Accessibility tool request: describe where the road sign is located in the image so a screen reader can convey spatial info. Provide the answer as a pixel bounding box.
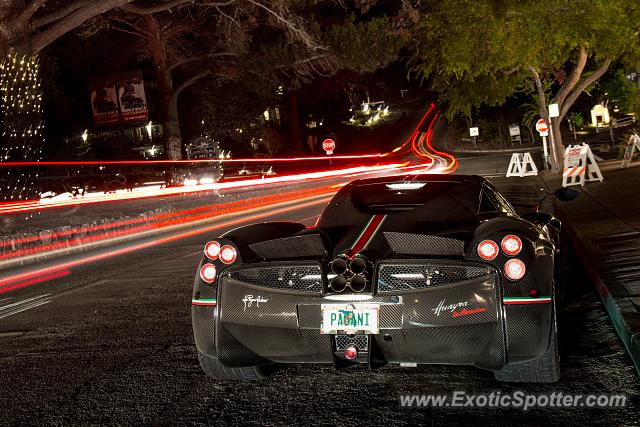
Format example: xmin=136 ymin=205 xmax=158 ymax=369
xmin=535 ymin=119 xmax=548 ymax=136
xmin=322 ymin=138 xmax=335 ymax=155
xmin=469 ymin=127 xmax=479 ymax=137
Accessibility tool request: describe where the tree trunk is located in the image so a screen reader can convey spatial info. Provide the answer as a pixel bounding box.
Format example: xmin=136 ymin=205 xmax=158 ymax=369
xmin=145 ymin=15 xmax=182 ymax=160
xmin=166 ymin=95 xmax=182 ymax=160
xmin=286 ymin=86 xmax=304 ymax=153
xmin=529 ymin=66 xmax=560 ymax=171
xmin=550 ymin=116 xmax=564 ymax=170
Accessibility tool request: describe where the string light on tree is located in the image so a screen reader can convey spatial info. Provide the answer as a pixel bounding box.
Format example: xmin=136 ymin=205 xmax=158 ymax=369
xmin=0 ymin=53 xmax=44 ymax=201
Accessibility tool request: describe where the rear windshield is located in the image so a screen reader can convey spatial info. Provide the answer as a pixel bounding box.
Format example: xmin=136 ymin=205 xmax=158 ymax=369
xmin=351 ymin=180 xmax=478 ymax=214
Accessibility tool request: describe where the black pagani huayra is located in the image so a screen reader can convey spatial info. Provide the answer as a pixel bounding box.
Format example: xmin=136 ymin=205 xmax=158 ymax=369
xmin=191 ymin=174 xmax=577 ymax=383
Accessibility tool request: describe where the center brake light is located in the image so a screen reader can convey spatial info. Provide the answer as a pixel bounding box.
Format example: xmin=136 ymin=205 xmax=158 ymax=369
xmin=477 ymin=240 xmax=498 ymax=260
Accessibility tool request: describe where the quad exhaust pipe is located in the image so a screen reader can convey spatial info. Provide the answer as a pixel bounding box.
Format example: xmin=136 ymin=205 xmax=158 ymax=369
xmin=329 ymin=256 xmax=369 ymax=293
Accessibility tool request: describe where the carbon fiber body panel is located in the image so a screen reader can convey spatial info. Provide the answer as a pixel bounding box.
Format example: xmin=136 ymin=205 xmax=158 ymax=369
xmin=384 ymin=232 xmax=465 ymax=256
xmin=249 ymin=234 xmax=327 ymax=260
xmin=195 ymin=259 xmax=515 ymax=370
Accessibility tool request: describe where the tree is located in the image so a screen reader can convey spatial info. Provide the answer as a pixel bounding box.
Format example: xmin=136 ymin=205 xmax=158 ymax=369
xmin=78 ymin=1 xmax=327 ymax=158
xmin=0 ymin=1 xmax=198 ymax=199
xmin=0 ymin=1 xmax=323 ymax=199
xmin=409 ymin=0 xmax=640 ymax=171
xmin=240 ymin=3 xmax=417 ymax=153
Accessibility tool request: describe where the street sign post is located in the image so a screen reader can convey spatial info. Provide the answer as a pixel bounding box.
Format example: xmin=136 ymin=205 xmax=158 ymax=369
xmin=536 ymin=119 xmax=550 ymax=169
xmin=469 ymin=127 xmax=479 ymax=146
xmin=508 ymin=124 xmax=521 ymax=144
xmin=322 ymin=138 xmax=335 ymax=155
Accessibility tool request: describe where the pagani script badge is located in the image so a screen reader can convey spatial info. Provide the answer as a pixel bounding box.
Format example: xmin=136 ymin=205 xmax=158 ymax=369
xmin=242 ymin=294 xmax=268 ymax=311
xmin=432 ymin=299 xmax=468 ymax=317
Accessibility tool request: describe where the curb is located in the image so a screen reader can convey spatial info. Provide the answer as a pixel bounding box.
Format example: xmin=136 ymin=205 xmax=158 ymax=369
xmin=446 ymin=145 xmax=544 ymax=154
xmin=554 ymin=203 xmax=640 ymax=377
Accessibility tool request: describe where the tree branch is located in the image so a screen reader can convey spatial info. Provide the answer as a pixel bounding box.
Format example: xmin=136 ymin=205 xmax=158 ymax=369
xmin=18 ymin=0 xmax=47 ymax=25
xmin=174 ymin=70 xmax=212 ymax=98
xmin=560 ymin=58 xmax=612 ymax=119
xmin=169 ymin=52 xmax=237 ymax=72
xmin=119 ymin=0 xmax=236 ymax=15
xmin=245 ymin=0 xmax=323 ymax=50
xmin=528 ymin=66 xmax=548 ymax=120
xmin=119 ymin=0 xmax=191 ymax=15
xmin=555 ymin=46 xmax=587 ymax=109
xmin=500 ymin=66 xmax=519 ymax=75
xmin=32 ymin=0 xmax=86 ymax=29
xmin=111 ymin=18 xmax=152 ymax=39
xmin=29 ymin=0 xmax=133 ymax=52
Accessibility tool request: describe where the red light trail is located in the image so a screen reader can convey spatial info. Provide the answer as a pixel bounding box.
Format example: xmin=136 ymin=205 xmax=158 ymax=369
xmin=0 ymin=270 xmax=71 ymax=294
xmin=0 ymin=197 xmax=332 ymax=293
xmin=0 ymin=162 xmax=410 ymax=215
xmin=0 ymin=103 xmax=460 ymax=295
xmin=0 ymin=185 xmax=338 ymax=263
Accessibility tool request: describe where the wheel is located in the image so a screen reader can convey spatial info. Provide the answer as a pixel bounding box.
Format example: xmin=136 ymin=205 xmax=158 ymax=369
xmin=494 ymin=314 xmax=560 ymax=383
xmin=198 ymin=351 xmax=277 ymax=381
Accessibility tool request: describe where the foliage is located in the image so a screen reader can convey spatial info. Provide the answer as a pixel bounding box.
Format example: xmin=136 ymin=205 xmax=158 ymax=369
xmin=595 ymin=68 xmax=640 ymax=117
xmin=572 ymin=112 xmax=585 ymax=129
xmin=181 ymin=78 xmax=278 ymax=154
xmin=325 ymin=15 xmax=406 ymax=74
xmin=409 ymin=0 xmax=640 ymax=117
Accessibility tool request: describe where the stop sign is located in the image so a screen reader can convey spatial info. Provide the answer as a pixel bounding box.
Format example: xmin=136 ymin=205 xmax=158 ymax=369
xmin=535 ymin=119 xmax=549 ymax=135
xmin=322 ymin=138 xmax=335 ymax=155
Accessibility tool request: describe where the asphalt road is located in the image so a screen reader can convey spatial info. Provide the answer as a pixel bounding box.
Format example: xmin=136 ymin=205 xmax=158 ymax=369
xmin=1 ymin=160 xmax=639 ymax=426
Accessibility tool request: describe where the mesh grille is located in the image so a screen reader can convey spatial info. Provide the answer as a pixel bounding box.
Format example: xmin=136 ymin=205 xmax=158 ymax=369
xmin=226 ymin=264 xmax=323 ymax=293
xmin=335 ymin=332 xmax=369 ymax=351
xmin=377 ymin=263 xmax=492 ymax=292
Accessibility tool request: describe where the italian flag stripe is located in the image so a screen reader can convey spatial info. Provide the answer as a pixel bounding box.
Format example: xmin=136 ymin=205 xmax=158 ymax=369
xmin=347 ymin=215 xmax=387 ymax=257
xmin=192 ymin=298 xmax=217 ymax=306
xmin=503 ymin=296 xmax=552 ymax=305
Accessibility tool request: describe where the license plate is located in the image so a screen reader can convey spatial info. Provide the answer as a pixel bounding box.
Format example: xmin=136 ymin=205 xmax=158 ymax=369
xmin=321 ymin=303 xmax=379 ymax=334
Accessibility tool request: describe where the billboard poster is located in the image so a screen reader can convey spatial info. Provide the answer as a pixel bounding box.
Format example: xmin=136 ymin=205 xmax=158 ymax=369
xmin=89 ymin=71 xmax=148 ymax=126
xmin=90 ymin=77 xmax=119 ymax=126
xmin=118 ymin=73 xmax=148 ymax=123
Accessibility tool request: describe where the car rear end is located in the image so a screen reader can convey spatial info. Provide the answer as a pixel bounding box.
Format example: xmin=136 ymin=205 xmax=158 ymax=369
xmin=192 ymin=175 xmax=556 ymax=375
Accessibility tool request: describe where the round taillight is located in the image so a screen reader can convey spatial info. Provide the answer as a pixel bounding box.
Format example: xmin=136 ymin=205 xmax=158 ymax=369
xmin=478 ymin=240 xmax=499 ymax=260
xmin=219 ymin=245 xmax=237 ymax=264
xmin=501 ymin=235 xmax=522 ymax=256
xmin=204 ymin=241 xmax=221 ymax=259
xmin=504 ymin=259 xmax=526 ymax=281
xmin=200 ymin=263 xmax=217 ymax=283
xmin=343 ymin=345 xmax=358 ymax=360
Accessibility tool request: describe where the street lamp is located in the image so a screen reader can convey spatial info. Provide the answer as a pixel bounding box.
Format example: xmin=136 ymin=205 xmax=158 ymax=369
xmin=81 ymin=129 xmax=88 ymax=142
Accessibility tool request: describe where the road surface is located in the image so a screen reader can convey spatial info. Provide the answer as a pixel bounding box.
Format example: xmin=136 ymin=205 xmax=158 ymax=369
xmin=0 ymin=173 xmax=639 ymax=425
xmin=0 ymin=124 xmax=638 ymax=425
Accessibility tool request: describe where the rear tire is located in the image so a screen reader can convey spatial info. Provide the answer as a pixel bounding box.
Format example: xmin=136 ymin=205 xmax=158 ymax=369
xmin=198 ymin=351 xmax=277 ymax=381
xmin=494 ymin=317 xmax=560 ymax=383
